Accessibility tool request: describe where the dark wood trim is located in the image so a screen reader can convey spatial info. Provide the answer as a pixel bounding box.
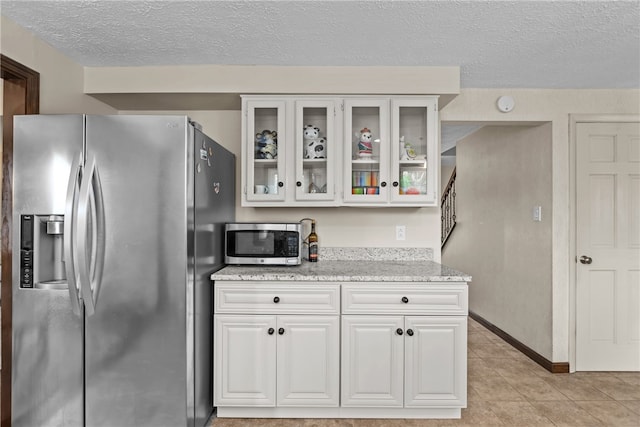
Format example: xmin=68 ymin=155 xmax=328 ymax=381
xmin=1 ymin=55 xmax=39 ymax=114
xmin=1 ymin=54 xmax=40 ymax=427
xmin=469 ymin=311 xmax=570 ymax=374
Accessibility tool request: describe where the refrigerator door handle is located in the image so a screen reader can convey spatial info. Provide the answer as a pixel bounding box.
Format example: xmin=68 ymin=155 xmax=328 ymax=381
xmin=64 ymin=152 xmax=83 ymax=315
xmin=77 ymin=155 xmax=106 ymax=316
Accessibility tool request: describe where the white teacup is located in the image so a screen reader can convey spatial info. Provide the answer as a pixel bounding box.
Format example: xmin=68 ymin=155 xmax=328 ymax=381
xmin=254 ymin=184 xmax=268 ymax=194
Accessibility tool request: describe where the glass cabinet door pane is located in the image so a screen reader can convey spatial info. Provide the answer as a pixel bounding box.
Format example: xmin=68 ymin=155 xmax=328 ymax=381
xmin=344 ymin=99 xmax=389 ymax=203
xmin=246 ymin=101 xmax=286 ymax=201
xmin=295 ymin=100 xmax=335 ymax=201
xmin=391 ymin=98 xmax=437 ymax=204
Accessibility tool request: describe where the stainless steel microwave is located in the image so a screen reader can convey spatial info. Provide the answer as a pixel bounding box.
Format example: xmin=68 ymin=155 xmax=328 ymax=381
xmin=224 ymin=222 xmax=302 ymax=265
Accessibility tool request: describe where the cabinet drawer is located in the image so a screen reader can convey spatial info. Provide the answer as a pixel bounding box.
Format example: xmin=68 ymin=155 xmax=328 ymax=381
xmin=215 ymin=283 xmax=340 ymax=314
xmin=342 ymin=284 xmax=468 ymax=315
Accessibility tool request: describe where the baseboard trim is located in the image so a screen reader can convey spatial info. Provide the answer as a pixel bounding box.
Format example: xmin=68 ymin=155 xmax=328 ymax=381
xmin=469 ymin=311 xmax=570 ymax=374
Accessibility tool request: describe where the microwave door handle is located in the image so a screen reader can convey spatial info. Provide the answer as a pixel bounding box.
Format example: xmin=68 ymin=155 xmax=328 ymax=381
xmin=77 ymin=155 xmax=105 ymax=316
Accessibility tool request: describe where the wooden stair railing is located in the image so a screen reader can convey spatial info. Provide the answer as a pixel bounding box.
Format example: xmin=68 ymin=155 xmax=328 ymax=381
xmin=441 ymin=167 xmax=457 ymax=248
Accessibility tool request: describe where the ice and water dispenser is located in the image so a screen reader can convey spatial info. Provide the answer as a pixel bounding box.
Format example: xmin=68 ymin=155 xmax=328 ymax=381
xmin=20 ymin=214 xmax=66 ymax=289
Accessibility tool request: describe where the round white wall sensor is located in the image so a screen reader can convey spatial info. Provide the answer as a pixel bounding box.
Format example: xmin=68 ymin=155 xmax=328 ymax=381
xmin=497 ymin=96 xmax=515 ymax=113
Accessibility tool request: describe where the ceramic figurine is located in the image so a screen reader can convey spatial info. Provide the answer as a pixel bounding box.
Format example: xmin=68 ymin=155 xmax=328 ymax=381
xmin=255 ymin=129 xmax=278 ymax=159
xmin=357 ymin=127 xmax=373 ymax=158
xmin=399 ymin=136 xmax=417 ymax=160
xmin=303 ymin=124 xmax=326 ymax=159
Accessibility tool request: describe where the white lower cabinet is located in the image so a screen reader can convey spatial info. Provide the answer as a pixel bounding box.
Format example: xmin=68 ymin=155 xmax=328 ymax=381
xmin=214 ymin=281 xmax=468 ymax=419
xmin=214 ymin=282 xmax=341 ymax=409
xmin=214 ymin=315 xmax=277 ymax=407
xmin=214 ymin=314 xmax=339 ymax=407
xmin=341 ymin=316 xmax=404 ymax=407
xmin=404 ymin=316 xmax=467 ymax=407
xmin=342 ymin=315 xmax=467 ymax=408
xmin=277 ymin=316 xmax=340 ymax=406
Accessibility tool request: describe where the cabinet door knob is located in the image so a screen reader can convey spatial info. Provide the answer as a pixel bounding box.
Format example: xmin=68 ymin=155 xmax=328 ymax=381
xmin=273 ymin=296 xmax=280 ymax=303
xmin=278 ymin=181 xmax=284 ymax=187
xmin=579 ymin=255 xmax=593 ymax=265
xmin=401 ymin=296 xmax=409 ymax=303
xmin=381 ymin=182 xmax=387 ymax=188
xmin=406 ymin=329 xmax=414 ymax=336
xmin=296 ymin=181 xmax=302 ymax=187
xmin=396 ymin=328 xmax=404 ymax=336
xmin=268 ymin=328 xmax=275 ymax=335
xmin=278 ymin=328 xmax=285 ymax=335
xmin=393 ymin=181 xmax=399 ymax=187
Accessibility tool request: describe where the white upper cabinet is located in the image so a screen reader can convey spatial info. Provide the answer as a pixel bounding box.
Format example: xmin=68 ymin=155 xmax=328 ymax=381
xmin=342 ymin=98 xmax=391 ymax=204
xmin=390 ymin=98 xmax=439 ymax=205
xmin=294 ymin=99 xmax=338 ymax=203
xmin=241 ymin=95 xmax=439 ymax=207
xmin=243 ymin=99 xmax=287 ymax=203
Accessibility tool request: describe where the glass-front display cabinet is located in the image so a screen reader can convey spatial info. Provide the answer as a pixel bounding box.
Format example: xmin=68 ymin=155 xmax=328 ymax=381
xmin=343 ymin=98 xmax=390 ymax=204
xmin=390 ymin=97 xmax=438 ymax=205
xmin=244 ymin=99 xmax=286 ymax=202
xmin=242 ymin=95 xmax=438 ymax=207
xmin=294 ymin=100 xmax=337 ymax=201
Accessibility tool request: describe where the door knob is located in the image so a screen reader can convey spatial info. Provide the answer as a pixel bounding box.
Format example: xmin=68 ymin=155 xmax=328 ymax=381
xmin=579 ymin=255 xmax=593 ymax=265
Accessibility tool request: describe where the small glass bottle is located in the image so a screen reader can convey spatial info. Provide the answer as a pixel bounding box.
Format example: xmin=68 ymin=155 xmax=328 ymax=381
xmin=308 ymin=221 xmax=318 ymax=262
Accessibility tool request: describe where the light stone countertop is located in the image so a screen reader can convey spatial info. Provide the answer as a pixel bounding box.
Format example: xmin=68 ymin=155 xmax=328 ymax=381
xmin=211 ymin=260 xmax=471 ymax=283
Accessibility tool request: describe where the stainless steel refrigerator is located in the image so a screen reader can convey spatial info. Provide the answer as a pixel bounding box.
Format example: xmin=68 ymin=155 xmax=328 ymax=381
xmin=11 ymin=115 xmax=235 ymax=427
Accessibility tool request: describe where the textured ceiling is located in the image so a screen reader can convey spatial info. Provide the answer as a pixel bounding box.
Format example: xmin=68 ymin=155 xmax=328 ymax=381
xmin=2 ymin=0 xmax=639 ymax=89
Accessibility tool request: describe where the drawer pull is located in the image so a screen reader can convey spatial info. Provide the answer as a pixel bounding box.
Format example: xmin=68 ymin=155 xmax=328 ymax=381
xmin=396 ymin=328 xmax=404 ymax=336
xmin=273 ymin=296 xmax=280 ymax=303
xmin=268 ymin=328 xmax=275 ymax=335
xmin=401 ymin=296 xmax=409 ymax=303
xmin=278 ymin=328 xmax=285 ymax=335
xmin=406 ymin=329 xmax=414 ymax=336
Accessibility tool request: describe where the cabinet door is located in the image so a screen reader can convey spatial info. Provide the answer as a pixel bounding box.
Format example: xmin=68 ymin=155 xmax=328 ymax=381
xmin=294 ymin=100 xmax=338 ymax=202
xmin=214 ymin=315 xmax=277 ymax=407
xmin=245 ymin=99 xmax=286 ymax=202
xmin=404 ymin=316 xmax=467 ymax=407
xmin=390 ymin=97 xmax=439 ymax=205
xmin=341 ymin=315 xmax=404 ymax=407
xmin=277 ymin=316 xmax=340 ymax=407
xmin=343 ymin=98 xmax=390 ymax=204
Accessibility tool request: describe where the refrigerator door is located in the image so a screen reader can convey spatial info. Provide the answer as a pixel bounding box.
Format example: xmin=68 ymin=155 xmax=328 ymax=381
xmin=192 ymin=130 xmax=235 ymax=426
xmin=12 ymin=115 xmax=84 ymax=427
xmin=83 ymin=115 xmax=192 ymax=427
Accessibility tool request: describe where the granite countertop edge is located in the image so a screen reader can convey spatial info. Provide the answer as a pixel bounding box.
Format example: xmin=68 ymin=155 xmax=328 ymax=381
xmin=211 ymin=260 xmax=471 ymax=283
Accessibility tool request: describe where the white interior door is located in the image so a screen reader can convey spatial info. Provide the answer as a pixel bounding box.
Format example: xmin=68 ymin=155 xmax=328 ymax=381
xmin=576 ymin=121 xmax=640 ymax=371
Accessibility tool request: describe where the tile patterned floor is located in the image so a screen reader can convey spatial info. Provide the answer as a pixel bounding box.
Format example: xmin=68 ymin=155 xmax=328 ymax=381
xmin=210 ymin=317 xmax=640 ymax=427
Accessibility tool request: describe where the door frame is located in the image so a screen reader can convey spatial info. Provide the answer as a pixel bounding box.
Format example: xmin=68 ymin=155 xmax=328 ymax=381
xmin=569 ymin=114 xmax=640 ymax=372
xmin=1 ymin=54 xmax=40 ymax=427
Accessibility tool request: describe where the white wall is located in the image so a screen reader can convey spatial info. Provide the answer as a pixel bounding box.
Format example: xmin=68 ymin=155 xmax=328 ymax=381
xmin=443 ymin=124 xmax=553 ymax=359
xmin=442 ymin=88 xmax=640 ymax=362
xmin=441 ymin=157 xmax=455 ymax=194
xmin=0 ymin=15 xmax=115 ymax=114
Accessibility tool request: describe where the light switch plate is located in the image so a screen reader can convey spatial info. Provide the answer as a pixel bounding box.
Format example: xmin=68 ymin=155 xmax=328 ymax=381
xmin=533 ymin=206 xmax=542 ymax=222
